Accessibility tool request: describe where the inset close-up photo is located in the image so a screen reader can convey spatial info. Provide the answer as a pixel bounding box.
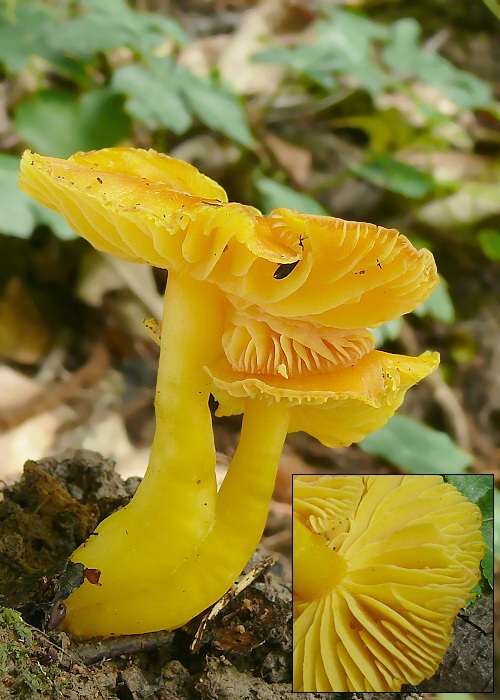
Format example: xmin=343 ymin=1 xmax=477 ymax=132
xmin=293 ymin=474 xmax=493 ymax=693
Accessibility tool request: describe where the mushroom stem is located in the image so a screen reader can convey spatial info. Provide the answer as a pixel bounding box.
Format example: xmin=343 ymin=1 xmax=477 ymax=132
xmin=64 ymin=272 xmax=226 ymax=633
xmin=214 ymin=396 xmax=291 ymax=557
xmin=131 ymin=270 xmax=223 ymax=540
xmin=65 ymin=397 xmax=291 ymax=636
xmin=135 ymin=396 xmax=292 ymax=633
xmin=294 ymin=517 xmax=347 ymax=600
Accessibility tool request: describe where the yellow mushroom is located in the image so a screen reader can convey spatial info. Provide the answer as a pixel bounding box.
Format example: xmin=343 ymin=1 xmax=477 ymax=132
xmin=293 ymin=475 xmax=485 ymax=692
xmin=19 ymin=147 xmax=439 ymax=638
xmin=19 ymin=148 xmax=301 ymax=636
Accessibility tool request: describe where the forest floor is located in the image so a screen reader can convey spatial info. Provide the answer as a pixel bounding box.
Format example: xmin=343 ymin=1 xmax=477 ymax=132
xmin=0 ymin=451 xmax=494 ymax=698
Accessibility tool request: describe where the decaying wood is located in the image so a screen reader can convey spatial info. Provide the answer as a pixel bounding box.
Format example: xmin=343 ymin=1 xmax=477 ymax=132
xmin=417 ymin=593 xmax=494 ymax=692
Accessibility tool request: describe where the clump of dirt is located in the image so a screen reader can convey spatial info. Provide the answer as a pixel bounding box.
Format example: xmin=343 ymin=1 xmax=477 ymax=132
xmin=0 ymin=450 xmax=137 ymax=588
xmin=0 ymin=450 xmax=295 ymax=699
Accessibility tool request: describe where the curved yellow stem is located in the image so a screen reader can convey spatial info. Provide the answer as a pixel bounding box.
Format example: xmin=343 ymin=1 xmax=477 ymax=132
xmin=64 ymin=272 xmax=224 ymax=632
xmin=66 ymin=397 xmax=290 ymax=636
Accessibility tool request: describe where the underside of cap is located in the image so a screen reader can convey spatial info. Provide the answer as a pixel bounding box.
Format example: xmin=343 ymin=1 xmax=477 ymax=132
xmin=70 ymin=148 xmax=229 ymax=201
xmin=293 ymin=475 xmax=485 ymax=692
xmin=214 ymin=208 xmax=439 ymax=327
xmin=207 ymin=349 xmax=439 ymax=447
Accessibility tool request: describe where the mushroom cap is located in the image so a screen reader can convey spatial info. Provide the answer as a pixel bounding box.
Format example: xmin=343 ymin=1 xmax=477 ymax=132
xmin=19 ymin=148 xmax=438 ymax=326
xmin=18 ymin=149 xmax=298 ymax=273
xmin=207 ymin=349 xmax=440 ymax=447
xmin=219 ymin=208 xmax=439 ymax=328
xmin=293 ymin=475 xmax=485 ymax=692
xmin=20 ymin=147 xmax=441 ymax=446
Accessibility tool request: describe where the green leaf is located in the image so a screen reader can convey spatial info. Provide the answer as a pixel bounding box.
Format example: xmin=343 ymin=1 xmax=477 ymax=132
xmin=253 ymin=45 xmax=340 ymax=89
xmin=494 ymin=489 xmax=500 ymax=561
xmin=0 ymin=155 xmax=36 ymax=238
xmin=444 ymin=474 xmax=492 ymax=504
xmin=254 ymin=10 xmax=389 ymax=94
xmin=0 ymin=2 xmax=58 ymax=73
xmin=320 ymin=7 xmax=389 ymax=43
xmin=14 ymin=88 xmax=131 ymax=157
xmin=445 ymin=475 xmax=493 ymax=587
xmin=315 ymin=10 xmax=390 ymax=95
xmin=413 ymin=276 xmax=455 ymax=324
xmin=359 ymin=414 xmax=474 ymax=474
xmin=51 ymin=0 xmax=189 ymax=59
xmin=0 ymin=2 xmax=86 ymax=81
xmin=112 ymin=60 xmax=192 ymax=133
xmin=0 ymin=154 xmax=74 ymax=240
xmin=255 ymin=10 xmax=492 ymax=110
xmin=383 ymin=18 xmax=493 ymax=109
xmin=51 ymin=9 xmax=130 ymax=59
xmin=178 ymin=70 xmax=253 ymax=147
xmin=333 ymin=110 xmax=415 ymax=152
xmin=353 ymin=154 xmax=434 ymax=199
xmin=254 ymin=176 xmax=327 ymax=215
xmin=478 ymin=228 xmax=500 ymax=260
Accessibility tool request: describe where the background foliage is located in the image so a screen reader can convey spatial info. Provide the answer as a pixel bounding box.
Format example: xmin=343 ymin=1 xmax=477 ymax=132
xmin=0 ymin=0 xmax=498 ymax=558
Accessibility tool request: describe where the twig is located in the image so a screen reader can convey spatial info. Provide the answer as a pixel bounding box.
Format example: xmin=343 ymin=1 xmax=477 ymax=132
xmin=74 ymin=629 xmax=175 ymax=665
xmin=0 ymin=342 xmax=110 ymax=434
xmin=190 ymin=554 xmax=278 ymax=653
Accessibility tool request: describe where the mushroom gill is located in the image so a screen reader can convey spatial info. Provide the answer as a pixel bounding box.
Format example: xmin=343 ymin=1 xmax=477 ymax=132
xmin=216 ymin=209 xmax=438 ymax=328
xmin=293 ymin=475 xmax=485 ymax=692
xmin=19 ymin=150 xmax=299 ymax=278
xmin=208 ymin=349 xmax=440 ymax=447
xmin=222 ymin=306 xmax=374 ymax=377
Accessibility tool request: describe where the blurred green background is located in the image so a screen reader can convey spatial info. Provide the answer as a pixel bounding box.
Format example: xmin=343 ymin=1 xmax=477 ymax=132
xmin=0 ymin=1 xmax=497 ymax=686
